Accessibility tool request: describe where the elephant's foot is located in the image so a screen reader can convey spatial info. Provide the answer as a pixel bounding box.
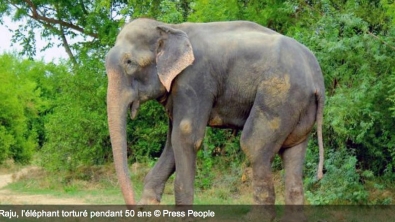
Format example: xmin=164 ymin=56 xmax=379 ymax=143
xmin=244 ymin=206 xmax=276 ymax=222
xmin=137 ymin=199 xmax=160 ymax=205
xmin=280 ymin=206 xmax=307 ymax=222
xmin=280 ymin=212 xmax=307 ymax=222
xmin=138 ymin=189 xmax=161 ymax=205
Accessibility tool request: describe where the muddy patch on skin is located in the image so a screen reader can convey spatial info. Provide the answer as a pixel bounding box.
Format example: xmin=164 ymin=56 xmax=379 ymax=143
xmin=179 ymin=118 xmax=193 ymax=134
xmin=262 ymin=75 xmax=290 ymax=106
xmin=268 ymin=117 xmax=281 ymax=130
xmin=208 ymin=115 xmax=223 ymax=127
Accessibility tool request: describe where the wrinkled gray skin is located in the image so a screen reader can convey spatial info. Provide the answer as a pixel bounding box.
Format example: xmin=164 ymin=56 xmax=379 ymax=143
xmin=106 ymin=18 xmax=324 ymax=211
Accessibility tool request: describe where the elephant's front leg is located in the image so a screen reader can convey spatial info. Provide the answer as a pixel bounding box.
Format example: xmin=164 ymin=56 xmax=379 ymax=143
xmin=171 ymin=117 xmax=204 ymax=205
xmin=140 ymin=122 xmax=175 ymax=204
xmin=169 ymin=87 xmax=212 ymax=205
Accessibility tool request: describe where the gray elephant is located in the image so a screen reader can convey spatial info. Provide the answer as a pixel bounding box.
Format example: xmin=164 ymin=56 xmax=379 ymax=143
xmin=105 ymin=18 xmax=324 ymax=209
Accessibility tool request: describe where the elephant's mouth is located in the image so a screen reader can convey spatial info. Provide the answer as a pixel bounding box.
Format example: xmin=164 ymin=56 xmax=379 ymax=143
xmin=129 ymin=100 xmax=140 ymax=120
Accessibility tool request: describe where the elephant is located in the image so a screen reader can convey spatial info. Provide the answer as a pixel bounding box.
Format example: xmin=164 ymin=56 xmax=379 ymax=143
xmin=105 ymin=18 xmax=325 ymax=210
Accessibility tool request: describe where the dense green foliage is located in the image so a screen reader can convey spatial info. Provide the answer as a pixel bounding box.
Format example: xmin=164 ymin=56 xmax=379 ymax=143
xmin=292 ymin=0 xmax=395 ymax=177
xmin=0 ymin=54 xmax=58 ymax=164
xmin=40 ymin=58 xmax=110 ymax=172
xmin=1 ymin=0 xmax=395 ymax=204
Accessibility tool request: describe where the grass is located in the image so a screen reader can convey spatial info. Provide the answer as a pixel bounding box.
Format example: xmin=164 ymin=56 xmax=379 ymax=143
xmin=2 ymin=160 xmax=395 ymax=205
xmin=2 ymin=163 xmax=389 ymax=202
xmin=2 ymin=164 xmax=126 ymax=204
xmin=0 ymin=159 xmax=24 ymax=174
xmin=0 ymin=160 xmax=258 ymax=205
xmin=2 ymin=161 xmax=395 ymax=221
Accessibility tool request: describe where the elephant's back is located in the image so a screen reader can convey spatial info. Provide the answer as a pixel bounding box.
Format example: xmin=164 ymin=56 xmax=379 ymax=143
xmin=175 ymin=20 xmax=279 ymax=36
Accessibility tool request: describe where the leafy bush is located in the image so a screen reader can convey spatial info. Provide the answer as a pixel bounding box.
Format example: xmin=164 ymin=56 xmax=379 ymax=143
xmin=189 ymin=0 xmax=239 ymax=22
xmin=195 ymin=128 xmax=243 ymax=190
xmin=127 ymin=101 xmax=168 ymax=163
xmin=195 ymin=147 xmax=215 ymax=190
xmin=0 ymin=54 xmax=53 ymax=164
xmin=305 ymin=149 xmax=368 ymax=204
xmin=290 ymin=1 xmax=395 ymax=176
xmin=40 ymin=58 xmax=109 ymax=172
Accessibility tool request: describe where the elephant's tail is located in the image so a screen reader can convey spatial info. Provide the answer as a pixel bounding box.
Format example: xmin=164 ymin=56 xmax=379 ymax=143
xmin=315 ymin=89 xmax=325 ymax=180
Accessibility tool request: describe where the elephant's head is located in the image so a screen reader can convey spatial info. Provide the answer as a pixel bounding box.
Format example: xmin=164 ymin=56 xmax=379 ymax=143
xmin=105 ymin=19 xmax=194 ymax=205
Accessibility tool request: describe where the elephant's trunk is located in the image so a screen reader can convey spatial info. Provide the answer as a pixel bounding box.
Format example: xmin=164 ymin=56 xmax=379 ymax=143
xmin=106 ymin=56 xmax=136 ymax=205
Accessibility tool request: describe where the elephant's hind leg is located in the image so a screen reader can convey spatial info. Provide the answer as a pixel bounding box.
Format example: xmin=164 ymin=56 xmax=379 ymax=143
xmin=240 ymin=100 xmax=292 ymax=205
xmin=280 ymin=140 xmax=307 ymax=205
xmin=279 ymin=140 xmax=308 ymax=222
xmin=240 ymin=103 xmax=292 ymax=221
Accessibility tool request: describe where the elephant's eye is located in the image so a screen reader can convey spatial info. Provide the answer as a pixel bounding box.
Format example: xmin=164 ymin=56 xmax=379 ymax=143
xmin=123 ymin=58 xmax=139 ymax=75
xmin=125 ymin=59 xmax=136 ymax=66
xmin=124 ymin=58 xmax=138 ymax=69
xmin=122 ymin=54 xmax=137 ymax=67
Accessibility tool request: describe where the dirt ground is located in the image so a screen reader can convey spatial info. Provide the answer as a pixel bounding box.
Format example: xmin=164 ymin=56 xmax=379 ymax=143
xmin=0 ymin=167 xmax=86 ymax=204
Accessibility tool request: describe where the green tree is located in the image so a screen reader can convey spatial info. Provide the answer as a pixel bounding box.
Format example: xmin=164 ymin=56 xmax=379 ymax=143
xmin=0 ymin=0 xmax=125 ymax=64
xmin=40 ymin=56 xmax=109 ymax=172
xmin=0 ymin=53 xmax=59 ymax=163
xmin=287 ymin=0 xmax=395 ymax=181
xmin=188 ymin=0 xmax=239 ymax=22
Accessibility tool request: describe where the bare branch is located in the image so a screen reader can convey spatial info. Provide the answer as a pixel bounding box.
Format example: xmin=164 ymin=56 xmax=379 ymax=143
xmin=29 ymin=15 xmax=78 ymax=65
xmin=60 ymin=25 xmax=78 ymax=66
xmin=367 ymin=31 xmax=395 ymax=51
xmin=21 ymin=0 xmax=98 ymax=38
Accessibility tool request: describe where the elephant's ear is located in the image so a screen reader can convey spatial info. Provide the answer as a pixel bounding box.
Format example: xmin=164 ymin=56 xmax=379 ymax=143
xmin=156 ymin=26 xmax=194 ymax=92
